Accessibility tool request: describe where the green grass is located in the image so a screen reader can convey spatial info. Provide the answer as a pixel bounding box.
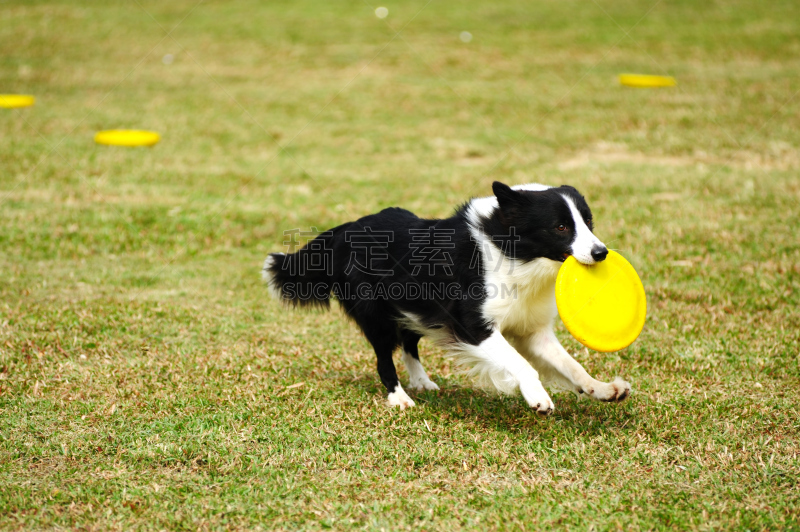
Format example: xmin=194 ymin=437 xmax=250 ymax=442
xmin=1 ymin=0 xmax=799 ymax=529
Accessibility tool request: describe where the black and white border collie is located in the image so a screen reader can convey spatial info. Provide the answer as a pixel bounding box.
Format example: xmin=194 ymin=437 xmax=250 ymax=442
xmin=262 ymin=182 xmax=631 ymax=415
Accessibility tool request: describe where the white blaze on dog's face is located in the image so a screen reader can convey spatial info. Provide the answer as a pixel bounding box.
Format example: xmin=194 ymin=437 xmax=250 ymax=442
xmin=560 ymin=194 xmax=608 ymax=265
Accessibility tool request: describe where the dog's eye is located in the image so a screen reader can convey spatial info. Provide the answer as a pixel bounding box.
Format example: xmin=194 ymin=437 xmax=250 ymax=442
xmin=556 ymin=224 xmax=567 ymax=232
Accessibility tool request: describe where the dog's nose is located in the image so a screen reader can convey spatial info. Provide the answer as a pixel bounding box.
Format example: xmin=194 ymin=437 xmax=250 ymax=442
xmin=591 ymin=245 xmax=608 ymax=262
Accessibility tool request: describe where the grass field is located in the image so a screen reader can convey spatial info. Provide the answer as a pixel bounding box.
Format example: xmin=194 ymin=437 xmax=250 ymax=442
xmin=1 ymin=0 xmax=799 ymax=530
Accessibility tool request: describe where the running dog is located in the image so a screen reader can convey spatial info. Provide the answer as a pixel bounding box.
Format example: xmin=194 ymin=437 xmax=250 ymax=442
xmin=262 ymin=182 xmax=631 ymax=415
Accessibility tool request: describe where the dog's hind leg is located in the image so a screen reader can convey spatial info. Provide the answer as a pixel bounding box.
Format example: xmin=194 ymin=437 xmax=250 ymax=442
xmin=341 ymin=301 xmax=415 ymax=408
xmin=400 ymin=330 xmax=439 ymax=391
xmin=361 ymin=319 xmax=415 ymax=409
xmin=521 ymin=329 xmax=631 ymax=402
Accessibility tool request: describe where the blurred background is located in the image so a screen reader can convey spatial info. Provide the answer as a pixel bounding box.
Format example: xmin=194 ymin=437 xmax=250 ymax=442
xmin=2 ymin=1 xmax=799 ymax=295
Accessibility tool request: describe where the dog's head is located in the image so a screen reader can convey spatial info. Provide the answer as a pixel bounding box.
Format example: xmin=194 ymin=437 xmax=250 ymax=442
xmin=491 ymin=181 xmax=608 ymax=265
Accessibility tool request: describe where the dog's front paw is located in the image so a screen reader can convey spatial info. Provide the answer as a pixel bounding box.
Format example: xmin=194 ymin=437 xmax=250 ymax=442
xmin=519 ymin=380 xmax=555 ymax=416
xmin=387 ymin=385 xmax=416 ymax=409
xmin=408 ymin=376 xmax=440 ymax=391
xmin=585 ymin=377 xmax=631 ymax=402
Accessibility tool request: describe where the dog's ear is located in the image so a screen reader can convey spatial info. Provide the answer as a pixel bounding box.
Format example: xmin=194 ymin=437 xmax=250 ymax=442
xmin=492 ymin=181 xmax=528 ymax=225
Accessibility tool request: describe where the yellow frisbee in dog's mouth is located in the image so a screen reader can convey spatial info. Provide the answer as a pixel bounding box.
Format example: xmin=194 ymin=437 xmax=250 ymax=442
xmin=619 ymin=74 xmax=676 ymax=88
xmin=0 ymin=94 xmax=36 ymax=108
xmin=555 ymin=250 xmax=646 ymax=352
xmin=94 ymin=130 xmax=160 ymax=147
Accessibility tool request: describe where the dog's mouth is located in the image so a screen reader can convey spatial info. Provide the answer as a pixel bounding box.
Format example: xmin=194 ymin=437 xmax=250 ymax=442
xmin=560 ymin=252 xmax=570 ymax=262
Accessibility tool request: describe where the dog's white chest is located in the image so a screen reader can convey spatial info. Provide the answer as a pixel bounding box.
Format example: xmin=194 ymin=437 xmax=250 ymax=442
xmin=481 ymin=256 xmax=561 ymax=336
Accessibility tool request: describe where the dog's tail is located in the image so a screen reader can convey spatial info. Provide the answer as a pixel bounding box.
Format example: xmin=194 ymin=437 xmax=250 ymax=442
xmin=262 ymin=226 xmax=345 ymax=308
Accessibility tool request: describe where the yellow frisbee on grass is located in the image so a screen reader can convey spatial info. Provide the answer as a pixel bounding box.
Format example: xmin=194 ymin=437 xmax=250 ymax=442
xmin=94 ymin=130 xmax=160 ymax=147
xmin=619 ymin=74 xmax=676 ymax=88
xmin=0 ymin=94 xmax=36 ymax=108
xmin=556 ymin=250 xmax=646 ymax=352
